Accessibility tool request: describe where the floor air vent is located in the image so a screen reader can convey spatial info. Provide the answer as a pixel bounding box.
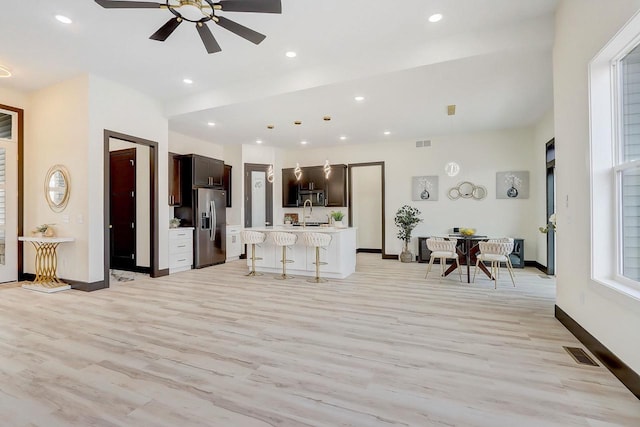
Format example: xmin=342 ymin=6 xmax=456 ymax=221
xmin=563 ymin=346 xmax=599 ymax=366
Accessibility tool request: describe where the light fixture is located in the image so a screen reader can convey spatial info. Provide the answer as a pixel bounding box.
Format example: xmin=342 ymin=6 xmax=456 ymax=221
xmin=384 ymin=131 xmax=391 ymax=135
xmin=428 ymin=13 xmax=443 ymax=23
xmin=267 ymin=164 xmax=274 ymax=183
xmin=286 ymin=51 xmax=297 ymax=58
xmin=354 ymin=96 xmax=365 ymax=102
xmin=55 ymin=15 xmax=72 ymax=24
xmin=301 ymin=140 xmax=308 ymax=145
xmin=183 ymin=78 xmax=194 ymax=84
xmin=294 ymin=163 xmax=302 ymax=181
xmin=324 ymin=159 xmax=331 ymax=179
xmin=207 ymin=122 xmax=216 ymax=126
xmin=256 ymin=139 xmax=263 ymax=144
xmin=340 ymin=136 xmax=347 ymax=141
xmin=0 ymin=65 xmax=11 ymax=78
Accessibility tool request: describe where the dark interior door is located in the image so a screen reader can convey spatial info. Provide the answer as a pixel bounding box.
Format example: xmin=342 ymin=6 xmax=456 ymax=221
xmin=546 ymin=138 xmax=555 ymax=275
xmin=110 ymin=148 xmax=136 ymax=270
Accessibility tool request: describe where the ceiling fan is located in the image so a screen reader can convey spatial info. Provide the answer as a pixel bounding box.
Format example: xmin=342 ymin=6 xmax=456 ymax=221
xmin=94 ymin=0 xmax=282 ymax=54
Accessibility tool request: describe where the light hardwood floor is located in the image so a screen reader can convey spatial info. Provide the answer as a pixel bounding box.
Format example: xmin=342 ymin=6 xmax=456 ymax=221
xmin=1 ymin=254 xmax=638 ymax=426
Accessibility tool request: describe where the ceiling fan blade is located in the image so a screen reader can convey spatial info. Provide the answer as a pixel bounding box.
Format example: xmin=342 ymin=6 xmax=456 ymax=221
xmin=196 ymin=23 xmax=222 ymax=54
xmin=149 ymin=17 xmax=182 ymax=41
xmin=217 ymin=0 xmax=282 ymax=13
xmin=95 ymin=0 xmax=164 ymax=8
xmin=215 ymin=16 xmax=266 ymax=45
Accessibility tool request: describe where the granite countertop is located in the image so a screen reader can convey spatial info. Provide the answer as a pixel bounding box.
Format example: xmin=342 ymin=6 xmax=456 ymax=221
xmin=247 ymin=226 xmax=355 ymax=233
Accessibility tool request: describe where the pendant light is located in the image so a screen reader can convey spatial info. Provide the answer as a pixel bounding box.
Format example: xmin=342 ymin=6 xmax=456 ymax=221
xmin=294 ymin=120 xmax=303 ymax=181
xmin=267 ymin=164 xmax=274 ymax=183
xmin=323 ymin=116 xmax=332 ymax=178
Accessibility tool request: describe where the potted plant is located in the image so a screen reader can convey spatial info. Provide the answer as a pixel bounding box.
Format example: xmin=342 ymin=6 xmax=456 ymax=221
xmin=331 ymin=211 xmax=345 ymax=227
xmin=169 ymin=217 xmax=181 ymax=228
xmin=284 ymin=215 xmax=293 ymax=225
xmin=32 ymin=223 xmax=55 ymax=237
xmin=394 ymin=205 xmax=422 ymax=262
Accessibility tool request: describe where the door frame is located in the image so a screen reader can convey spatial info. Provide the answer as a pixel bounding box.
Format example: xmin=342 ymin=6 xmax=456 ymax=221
xmin=347 ymin=162 xmax=391 ymax=259
xmin=0 ymin=104 xmax=24 ymax=281
xmin=545 ymin=138 xmax=555 ymax=275
xmin=244 ymin=163 xmax=273 ymax=228
xmin=103 ymin=130 xmax=160 ymax=288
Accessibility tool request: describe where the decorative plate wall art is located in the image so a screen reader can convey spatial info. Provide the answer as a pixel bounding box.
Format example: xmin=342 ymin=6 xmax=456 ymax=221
xmin=496 ymin=171 xmax=529 ymax=199
xmin=412 ymin=176 xmax=439 ymax=201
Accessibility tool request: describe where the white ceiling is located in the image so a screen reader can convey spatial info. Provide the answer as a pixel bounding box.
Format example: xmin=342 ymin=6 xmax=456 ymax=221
xmin=0 ymin=0 xmax=558 ymax=148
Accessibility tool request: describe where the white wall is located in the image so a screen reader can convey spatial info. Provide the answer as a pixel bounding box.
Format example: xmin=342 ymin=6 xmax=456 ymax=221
xmin=25 ymin=75 xmax=90 ymax=281
xmin=0 ymin=87 xmax=28 ymax=109
xmin=533 ymin=108 xmax=555 ymax=266
xmin=554 ymin=0 xmax=640 ymax=372
xmin=89 ymin=74 xmax=169 ymax=282
xmin=286 ymin=127 xmax=540 ymax=257
xmin=168 ymin=130 xmax=224 ymax=159
xmin=109 ymin=139 xmax=151 ymax=268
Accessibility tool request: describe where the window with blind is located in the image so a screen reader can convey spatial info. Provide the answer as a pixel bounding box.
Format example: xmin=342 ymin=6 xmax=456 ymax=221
xmin=618 ymin=44 xmax=640 ymax=283
xmin=0 ymin=112 xmax=11 ymax=140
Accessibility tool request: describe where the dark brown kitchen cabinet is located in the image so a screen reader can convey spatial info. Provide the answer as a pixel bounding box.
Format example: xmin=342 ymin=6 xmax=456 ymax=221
xmin=223 ymin=164 xmax=232 ymax=207
xmin=281 ymin=164 xmax=348 ymax=207
xmin=282 ymin=167 xmax=299 ymax=207
xmin=168 ymin=152 xmax=182 ymax=206
xmin=325 ymin=164 xmax=347 ymax=207
xmin=183 ymin=154 xmax=224 ymax=188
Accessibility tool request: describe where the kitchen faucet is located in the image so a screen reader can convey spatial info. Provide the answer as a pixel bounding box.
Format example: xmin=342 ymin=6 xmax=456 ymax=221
xmin=303 ymin=199 xmax=313 ymax=228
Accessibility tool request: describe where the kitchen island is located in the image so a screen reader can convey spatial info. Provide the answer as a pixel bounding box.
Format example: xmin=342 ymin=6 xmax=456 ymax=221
xmin=245 ymin=226 xmax=356 ymax=279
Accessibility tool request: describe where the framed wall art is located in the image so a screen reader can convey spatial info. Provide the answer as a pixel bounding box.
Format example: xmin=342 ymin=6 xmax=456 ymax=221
xmin=496 ymin=171 xmax=529 ymax=199
xmin=412 ymin=175 xmax=438 ymax=201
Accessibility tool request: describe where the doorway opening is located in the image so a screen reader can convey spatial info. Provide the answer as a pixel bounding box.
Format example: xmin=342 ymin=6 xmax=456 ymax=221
xmin=244 ymin=163 xmax=273 ymax=228
xmin=348 ymin=162 xmax=391 ymax=258
xmin=103 ymin=130 xmax=159 ymax=288
xmin=0 ymin=105 xmax=23 ymax=283
xmin=546 ymin=138 xmax=556 ymax=275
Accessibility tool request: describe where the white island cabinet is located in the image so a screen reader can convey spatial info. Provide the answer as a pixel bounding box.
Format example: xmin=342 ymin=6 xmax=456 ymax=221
xmin=245 ymin=227 xmax=356 ymax=279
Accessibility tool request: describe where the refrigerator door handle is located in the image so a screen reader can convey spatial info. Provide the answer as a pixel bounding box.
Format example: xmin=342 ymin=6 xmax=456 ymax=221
xmin=210 ymin=200 xmax=216 ymax=242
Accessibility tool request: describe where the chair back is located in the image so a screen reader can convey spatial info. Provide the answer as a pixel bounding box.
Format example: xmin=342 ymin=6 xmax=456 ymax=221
xmin=426 ymin=238 xmax=457 ymax=253
xmin=478 ymin=240 xmax=513 ymax=256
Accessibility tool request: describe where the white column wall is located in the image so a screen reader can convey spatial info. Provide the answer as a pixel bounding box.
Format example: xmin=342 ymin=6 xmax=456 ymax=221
xmin=554 ymin=0 xmax=640 ymax=372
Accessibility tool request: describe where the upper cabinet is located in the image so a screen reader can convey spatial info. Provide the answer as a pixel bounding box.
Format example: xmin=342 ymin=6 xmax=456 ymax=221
xmin=168 ymin=152 xmax=182 ymax=206
xmin=325 ymin=164 xmax=347 ymax=207
xmin=182 ymin=154 xmax=224 ymax=188
xmin=223 ymin=164 xmax=232 ymax=207
xmin=281 ymin=164 xmax=348 ymax=207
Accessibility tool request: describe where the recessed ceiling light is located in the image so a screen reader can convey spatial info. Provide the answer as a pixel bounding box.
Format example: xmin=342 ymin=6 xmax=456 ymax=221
xmin=55 ymin=15 xmax=72 ymax=24
xmin=340 ymin=136 xmax=347 ymax=141
xmin=0 ymin=65 xmax=11 ymax=78
xmin=384 ymin=131 xmax=391 ymax=135
xmin=428 ymin=13 xmax=443 ymax=23
xmin=355 ymin=96 xmax=365 ymax=102
xmin=183 ymin=78 xmax=193 ymax=85
xmin=207 ymin=122 xmax=216 ymax=127
xmin=285 ymin=51 xmax=297 ymax=58
xmin=256 ymin=139 xmax=263 ymax=144
xmin=301 ymin=140 xmax=308 ymax=145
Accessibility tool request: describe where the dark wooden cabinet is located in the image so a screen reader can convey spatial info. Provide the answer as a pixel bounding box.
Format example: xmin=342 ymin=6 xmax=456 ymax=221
xmin=282 ymin=167 xmax=299 ymax=207
xmin=184 ymin=154 xmax=224 ymax=188
xmin=168 ymin=152 xmax=182 ymax=206
xmin=281 ymin=164 xmax=348 ymax=207
xmin=223 ymin=164 xmax=232 ymax=207
xmin=299 ymin=166 xmax=325 ymax=191
xmin=325 ymin=164 xmax=347 ymax=207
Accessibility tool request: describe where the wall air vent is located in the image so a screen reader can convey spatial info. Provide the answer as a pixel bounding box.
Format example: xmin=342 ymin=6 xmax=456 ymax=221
xmin=415 ymin=140 xmax=431 ymax=148
xmin=563 ymin=346 xmax=599 ymax=366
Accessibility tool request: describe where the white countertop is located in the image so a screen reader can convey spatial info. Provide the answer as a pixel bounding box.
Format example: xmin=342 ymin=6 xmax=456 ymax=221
xmin=247 ymin=226 xmax=355 ymax=233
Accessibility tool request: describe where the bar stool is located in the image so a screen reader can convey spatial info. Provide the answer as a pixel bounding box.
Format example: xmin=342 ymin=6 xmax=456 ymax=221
xmin=270 ymin=232 xmax=298 ymax=280
xmin=240 ymin=230 xmax=267 ymax=277
xmin=302 ymin=232 xmax=332 ymax=284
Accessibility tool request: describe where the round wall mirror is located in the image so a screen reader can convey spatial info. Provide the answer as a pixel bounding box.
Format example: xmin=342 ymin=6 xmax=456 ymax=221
xmin=44 ymin=165 xmax=70 ymax=212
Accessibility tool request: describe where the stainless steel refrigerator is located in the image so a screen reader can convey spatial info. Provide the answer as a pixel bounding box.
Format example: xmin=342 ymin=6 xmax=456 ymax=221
xmin=193 ymin=188 xmax=226 ymax=268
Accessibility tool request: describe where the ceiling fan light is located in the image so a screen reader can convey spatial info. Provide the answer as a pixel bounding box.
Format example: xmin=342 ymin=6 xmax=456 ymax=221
xmin=55 ymin=15 xmax=73 ymax=24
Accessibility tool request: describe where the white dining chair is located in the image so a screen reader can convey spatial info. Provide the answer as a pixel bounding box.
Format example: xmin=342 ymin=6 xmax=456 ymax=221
xmin=425 ymin=238 xmax=462 ymax=281
xmin=473 ymin=239 xmax=516 ymax=288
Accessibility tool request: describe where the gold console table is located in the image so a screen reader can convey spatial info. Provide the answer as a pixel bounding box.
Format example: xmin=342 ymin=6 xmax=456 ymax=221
xmin=18 ymin=236 xmax=75 ymax=293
